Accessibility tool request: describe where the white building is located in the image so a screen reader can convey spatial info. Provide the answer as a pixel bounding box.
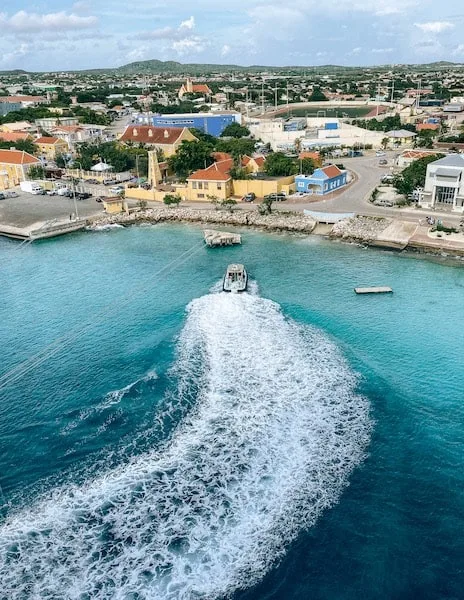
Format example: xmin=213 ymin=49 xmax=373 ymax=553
xmin=422 ymin=154 xmax=464 ymax=212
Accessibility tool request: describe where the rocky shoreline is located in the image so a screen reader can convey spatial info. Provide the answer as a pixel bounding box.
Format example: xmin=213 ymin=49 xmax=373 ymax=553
xmin=87 ymin=208 xmax=464 ymax=259
xmin=88 ymin=206 xmax=318 ymax=233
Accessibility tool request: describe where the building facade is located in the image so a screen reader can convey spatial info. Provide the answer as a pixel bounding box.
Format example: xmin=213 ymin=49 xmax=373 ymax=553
xmin=35 ymin=136 xmax=69 ymax=160
xmin=148 ymin=112 xmax=241 ymax=137
xmin=119 ymin=126 xmax=197 ymax=157
xmin=0 ymin=101 xmax=21 ymax=117
xmin=0 ymin=150 xmax=41 ymax=190
xmin=295 ymin=165 xmax=347 ymax=195
xmin=422 ymin=154 xmax=464 ymax=212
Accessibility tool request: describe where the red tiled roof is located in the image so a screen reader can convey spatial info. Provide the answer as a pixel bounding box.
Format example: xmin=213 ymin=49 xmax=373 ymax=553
xmin=402 ymin=150 xmax=437 ymax=159
xmin=322 ymin=165 xmax=342 ymax=178
xmin=241 ymin=155 xmax=266 ymax=168
xmin=188 ymin=159 xmax=233 ymax=181
xmin=417 ymin=123 xmax=439 ymax=131
xmin=0 ymin=95 xmax=46 ymax=103
xmin=120 ymin=125 xmax=187 ymax=145
xmin=36 ymin=136 xmax=61 ymax=144
xmin=0 ymin=149 xmax=40 ymax=165
xmin=51 ymin=125 xmax=83 ymax=133
xmin=192 ymin=84 xmax=211 ymax=94
xmin=0 ymin=132 xmax=31 ymax=142
xmin=212 ymin=151 xmax=232 ymax=162
xmin=299 ymin=151 xmax=320 ymax=161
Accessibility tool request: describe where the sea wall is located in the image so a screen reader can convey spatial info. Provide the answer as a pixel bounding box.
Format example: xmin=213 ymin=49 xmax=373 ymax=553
xmin=89 ymin=207 xmax=318 ymax=233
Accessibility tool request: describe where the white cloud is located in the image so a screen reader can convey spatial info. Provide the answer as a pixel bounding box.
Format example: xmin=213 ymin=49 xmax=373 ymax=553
xmin=221 ymin=44 xmax=231 ymax=57
xmin=350 ymin=47 xmax=362 ymax=55
xmin=452 ymin=44 xmax=464 ymax=56
xmin=179 ymin=16 xmax=195 ymax=30
xmin=0 ymin=43 xmax=31 ymax=67
xmin=414 ymin=21 xmax=454 ymax=34
xmin=138 ymin=16 xmax=196 ymax=40
xmin=371 ymin=47 xmax=394 ymax=53
xmin=0 ymin=10 xmax=98 ymax=32
xmin=172 ymin=36 xmax=206 ymax=55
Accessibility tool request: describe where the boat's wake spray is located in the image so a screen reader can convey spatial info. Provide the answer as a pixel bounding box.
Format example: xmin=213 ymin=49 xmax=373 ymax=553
xmin=0 ymin=292 xmax=371 ymax=599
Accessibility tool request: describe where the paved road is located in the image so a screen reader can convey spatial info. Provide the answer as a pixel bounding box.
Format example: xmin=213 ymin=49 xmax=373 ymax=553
xmin=0 ymin=190 xmax=103 ymax=230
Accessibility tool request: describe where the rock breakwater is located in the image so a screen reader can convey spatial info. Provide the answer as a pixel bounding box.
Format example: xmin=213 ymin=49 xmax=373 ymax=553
xmin=88 ymin=207 xmax=318 ymax=233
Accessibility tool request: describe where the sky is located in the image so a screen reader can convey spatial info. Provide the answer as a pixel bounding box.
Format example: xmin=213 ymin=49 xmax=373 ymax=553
xmin=1 ymin=0 xmax=464 ymax=71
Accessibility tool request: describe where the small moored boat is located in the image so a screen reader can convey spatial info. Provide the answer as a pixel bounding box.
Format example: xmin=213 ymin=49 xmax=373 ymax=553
xmin=223 ymin=264 xmax=248 ymax=293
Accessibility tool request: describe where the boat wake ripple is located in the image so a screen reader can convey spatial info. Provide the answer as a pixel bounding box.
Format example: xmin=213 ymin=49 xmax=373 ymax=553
xmin=0 ymin=292 xmax=371 ymax=599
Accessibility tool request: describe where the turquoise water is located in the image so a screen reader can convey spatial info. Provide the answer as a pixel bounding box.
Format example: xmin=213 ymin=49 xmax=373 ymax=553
xmin=0 ymin=224 xmax=463 ymax=599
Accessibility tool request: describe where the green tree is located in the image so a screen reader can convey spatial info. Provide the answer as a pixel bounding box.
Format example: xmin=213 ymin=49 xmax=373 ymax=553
xmin=215 ymin=138 xmax=256 ymax=160
xmin=381 ymin=137 xmax=389 ymax=149
xmin=308 ymin=87 xmax=328 ymax=102
xmin=167 ymin=140 xmax=214 ymax=179
xmin=220 ymin=198 xmax=237 ymax=212
xmin=258 ymin=196 xmax=273 ymax=215
xmin=0 ymin=138 xmax=37 ymax=154
xmin=264 ymin=152 xmax=298 ymax=177
xmin=300 ymin=158 xmax=315 ymax=175
xmin=393 ymin=154 xmax=443 ymax=196
xmin=220 ymin=122 xmax=251 ymax=138
xmin=28 ymin=164 xmax=45 ymax=179
xmin=163 ymin=193 xmax=182 ymax=207
xmin=229 ymin=166 xmax=251 ymax=180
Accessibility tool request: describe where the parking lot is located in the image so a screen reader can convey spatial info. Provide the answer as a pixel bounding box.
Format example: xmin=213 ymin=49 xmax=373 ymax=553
xmin=0 ymin=186 xmax=104 ymax=231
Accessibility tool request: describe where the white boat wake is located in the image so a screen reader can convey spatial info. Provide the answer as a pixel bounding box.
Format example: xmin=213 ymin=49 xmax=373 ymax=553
xmin=0 ymin=292 xmax=371 ymax=599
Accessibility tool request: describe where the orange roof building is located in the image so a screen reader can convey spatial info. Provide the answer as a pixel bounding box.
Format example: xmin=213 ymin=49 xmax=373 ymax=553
xmin=295 ymin=164 xmax=347 ymax=195
xmin=0 ymin=132 xmax=32 ymax=143
xmin=178 ymin=78 xmax=212 ymax=99
xmin=0 ymin=149 xmax=41 ymax=190
xmin=119 ymin=125 xmax=197 ymax=157
xmin=35 ymin=136 xmax=69 ymax=160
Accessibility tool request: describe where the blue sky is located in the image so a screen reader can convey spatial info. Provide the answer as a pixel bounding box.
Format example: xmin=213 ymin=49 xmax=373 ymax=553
xmin=1 ymin=0 xmax=464 ymax=71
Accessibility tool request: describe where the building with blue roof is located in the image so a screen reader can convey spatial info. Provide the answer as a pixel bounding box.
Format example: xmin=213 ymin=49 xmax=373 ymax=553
xmin=295 ymin=165 xmax=347 ymax=195
xmin=134 ymin=112 xmax=241 ymax=137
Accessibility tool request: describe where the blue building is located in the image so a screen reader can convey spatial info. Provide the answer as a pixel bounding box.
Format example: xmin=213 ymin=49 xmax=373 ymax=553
xmin=0 ymin=101 xmax=21 ymax=117
xmin=141 ymin=112 xmax=240 ymax=137
xmin=295 ymin=165 xmax=347 ymax=195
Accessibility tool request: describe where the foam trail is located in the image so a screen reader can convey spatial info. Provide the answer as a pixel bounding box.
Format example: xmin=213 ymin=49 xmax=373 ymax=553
xmin=0 ymin=292 xmax=371 ymax=599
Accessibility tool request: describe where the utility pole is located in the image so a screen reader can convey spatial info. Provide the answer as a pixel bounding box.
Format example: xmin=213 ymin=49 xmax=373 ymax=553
xmin=376 ymin=83 xmax=381 ymax=117
xmin=275 ymin=83 xmax=278 ymax=111
xmin=261 ymin=79 xmax=265 ymax=114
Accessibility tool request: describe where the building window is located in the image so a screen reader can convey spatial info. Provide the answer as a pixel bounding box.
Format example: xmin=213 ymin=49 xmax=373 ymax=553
xmin=198 ymin=193 xmax=205 ymax=198
xmin=217 ymin=183 xmax=222 ymax=190
xmin=192 ymin=182 xmax=197 ymax=189
xmin=435 ymin=186 xmax=455 ymax=204
xmin=198 ymin=182 xmax=203 ymax=189
xmin=204 ymin=182 xmax=209 ymax=190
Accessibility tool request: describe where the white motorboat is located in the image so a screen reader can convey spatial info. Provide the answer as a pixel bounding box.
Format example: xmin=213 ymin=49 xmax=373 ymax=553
xmin=223 ymin=264 xmax=248 ymax=293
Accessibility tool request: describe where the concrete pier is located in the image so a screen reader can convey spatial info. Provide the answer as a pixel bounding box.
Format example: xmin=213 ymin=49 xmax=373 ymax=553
xmin=204 ymin=229 xmax=242 ymax=247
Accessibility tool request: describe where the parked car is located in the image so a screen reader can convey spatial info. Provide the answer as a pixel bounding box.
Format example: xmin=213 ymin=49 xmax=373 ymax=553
xmin=0 ymin=192 xmax=5 ymax=200
xmin=76 ymin=192 xmax=92 ymax=200
xmin=264 ymin=192 xmax=287 ymax=201
xmin=376 ymin=150 xmax=386 ymax=156
xmin=85 ymin=178 xmax=99 ymax=185
xmin=103 ymin=178 xmax=117 ymax=185
xmin=379 ymin=159 xmax=388 ymax=166
xmin=109 ymin=185 xmax=124 ymax=195
xmin=46 ymin=190 xmax=56 ymax=196
xmin=242 ymin=192 xmax=256 ymax=202
xmin=95 ymin=196 xmax=103 ymax=203
xmin=374 ymin=199 xmax=394 ymax=207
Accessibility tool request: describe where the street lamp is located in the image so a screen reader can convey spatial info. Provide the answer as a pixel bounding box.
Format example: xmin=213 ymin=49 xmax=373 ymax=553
xmin=64 ymin=156 xmax=79 ymax=221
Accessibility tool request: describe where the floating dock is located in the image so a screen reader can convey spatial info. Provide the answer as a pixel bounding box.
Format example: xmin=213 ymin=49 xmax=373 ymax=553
xmin=204 ymin=229 xmax=241 ymax=247
xmin=354 ymin=286 xmax=393 ymax=294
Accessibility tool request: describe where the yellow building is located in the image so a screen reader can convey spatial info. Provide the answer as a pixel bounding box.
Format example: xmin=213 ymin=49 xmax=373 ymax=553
xmin=0 ymin=149 xmax=41 ymax=190
xmin=119 ymin=126 xmax=197 ymax=158
xmin=241 ymin=155 xmax=266 ymax=173
xmin=35 ymin=136 xmax=69 ymax=160
xmin=186 ymin=159 xmax=233 ymax=201
xmin=102 ymin=197 xmax=128 ymax=214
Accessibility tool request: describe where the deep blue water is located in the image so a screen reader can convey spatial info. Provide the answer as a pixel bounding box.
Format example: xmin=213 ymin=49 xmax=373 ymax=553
xmin=0 ymin=224 xmax=463 ymax=599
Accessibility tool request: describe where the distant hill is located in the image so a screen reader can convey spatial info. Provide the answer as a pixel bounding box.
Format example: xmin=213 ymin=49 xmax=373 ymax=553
xmin=0 ymin=60 xmax=463 ymax=77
